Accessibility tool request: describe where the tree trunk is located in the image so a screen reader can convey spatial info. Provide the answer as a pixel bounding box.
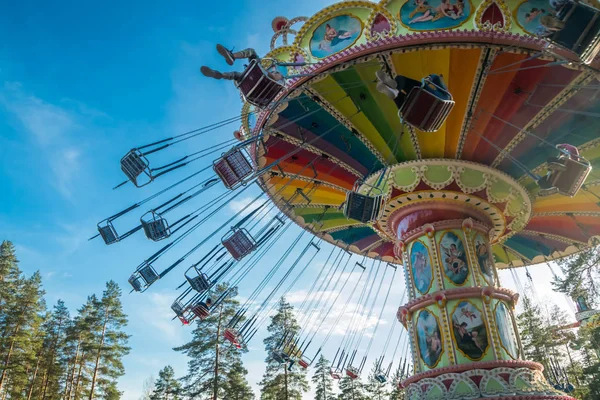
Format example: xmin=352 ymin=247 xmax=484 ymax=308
xmin=64 ymin=339 xmax=82 ymax=400
xmin=0 ymin=326 xmax=18 ymax=392
xmin=322 ymin=369 xmax=327 ymax=400
xmin=283 ymin=364 xmax=289 ymax=400
xmin=88 ymin=310 xmax=108 ymax=400
xmin=26 ymin=356 xmax=42 ymax=400
xmin=213 ymin=305 xmax=224 ymax=400
xmin=73 ymin=351 xmax=87 ymax=400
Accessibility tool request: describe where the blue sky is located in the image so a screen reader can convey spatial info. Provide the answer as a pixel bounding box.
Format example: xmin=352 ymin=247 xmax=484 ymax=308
xmin=0 ymin=1 xmax=577 ymax=398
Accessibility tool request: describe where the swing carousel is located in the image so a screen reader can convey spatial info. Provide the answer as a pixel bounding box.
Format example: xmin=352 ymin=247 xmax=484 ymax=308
xmin=94 ymin=0 xmax=600 ymax=398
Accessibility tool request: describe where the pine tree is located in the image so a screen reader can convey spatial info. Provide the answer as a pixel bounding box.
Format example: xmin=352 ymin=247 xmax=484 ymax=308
xmin=517 ymin=295 xmax=554 ymax=369
xmin=337 ymin=376 xmax=366 ymax=400
xmin=38 ymin=300 xmax=71 ymax=400
xmin=223 ymin=360 xmax=254 ymax=400
xmin=0 ymin=241 xmax=21 ymax=310
xmin=311 ymin=355 xmax=333 ymax=400
xmin=87 ymin=281 xmax=130 ymax=400
xmin=0 ymin=270 xmax=46 ymax=396
xmin=366 ymin=360 xmax=389 ymax=400
xmin=64 ymin=295 xmax=97 ymax=400
xmin=387 ymin=368 xmax=405 ymax=400
xmin=140 ymin=376 xmax=155 ymax=400
xmin=150 ymin=366 xmax=181 ymax=400
xmin=174 ymin=283 xmax=245 ymax=399
xmin=259 ymin=298 xmax=308 ymax=400
xmin=553 ymin=247 xmax=600 ymax=304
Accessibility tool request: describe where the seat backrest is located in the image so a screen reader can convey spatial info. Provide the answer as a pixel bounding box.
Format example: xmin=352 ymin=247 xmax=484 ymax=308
xmin=139 ymin=265 xmax=159 ymax=285
xmin=99 ymin=224 xmax=119 ymax=245
xmin=400 ymin=87 xmax=455 ymax=132
xmin=235 ymin=59 xmax=284 ymax=108
xmin=550 ymin=158 xmax=592 ymax=196
xmin=223 ymin=229 xmax=257 ymax=260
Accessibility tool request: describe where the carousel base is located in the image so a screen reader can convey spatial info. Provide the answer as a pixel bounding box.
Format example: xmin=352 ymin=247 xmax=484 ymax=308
xmin=402 ymin=361 xmax=575 ymax=400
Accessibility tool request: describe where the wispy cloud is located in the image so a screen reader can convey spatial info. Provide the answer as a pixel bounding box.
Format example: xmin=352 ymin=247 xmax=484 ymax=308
xmin=139 ymin=292 xmax=185 ymax=345
xmin=0 ymin=82 xmax=107 ymax=200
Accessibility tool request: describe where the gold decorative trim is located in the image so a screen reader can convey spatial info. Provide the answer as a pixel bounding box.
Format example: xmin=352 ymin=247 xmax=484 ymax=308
xmin=474 ymin=0 xmax=511 ymax=32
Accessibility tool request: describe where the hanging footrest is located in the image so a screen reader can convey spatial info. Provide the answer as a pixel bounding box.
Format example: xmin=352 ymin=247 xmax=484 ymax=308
xmin=400 ymin=86 xmax=454 ymax=132
xmin=213 ymin=148 xmax=254 ymax=190
xmin=344 ymin=191 xmax=384 ymax=223
xmin=235 ymin=59 xmax=284 ymax=108
xmin=128 ymin=263 xmax=160 ymax=292
xmin=141 ymin=211 xmax=171 ymax=241
xmin=222 ymin=228 xmax=257 ymax=260
xmin=97 ymin=221 xmax=120 ymax=245
xmin=120 ymin=149 xmax=153 ymax=188
xmin=550 ymin=2 xmax=600 ymax=64
xmin=346 ymin=366 xmax=360 ymax=380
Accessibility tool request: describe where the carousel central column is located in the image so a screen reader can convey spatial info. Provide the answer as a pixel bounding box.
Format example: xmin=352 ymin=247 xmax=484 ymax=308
xmin=393 ymin=211 xmax=571 ymax=400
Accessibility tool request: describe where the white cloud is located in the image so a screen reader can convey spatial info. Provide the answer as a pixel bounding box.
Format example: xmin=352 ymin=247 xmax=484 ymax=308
xmin=139 ymin=292 xmax=185 ymax=345
xmin=0 ymin=82 xmax=106 ymax=200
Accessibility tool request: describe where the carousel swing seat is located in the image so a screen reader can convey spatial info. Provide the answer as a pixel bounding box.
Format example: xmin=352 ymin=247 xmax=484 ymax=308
xmin=128 ymin=263 xmax=160 ymax=292
xmin=549 ymin=1 xmax=600 ymax=64
xmin=344 ymin=190 xmax=384 ymax=223
xmin=97 ymin=221 xmax=119 ymax=245
xmin=236 ymin=59 xmax=284 ymax=108
xmin=538 ymin=154 xmax=592 ymax=197
xmin=224 ymin=328 xmax=243 ymax=348
xmin=400 ymin=84 xmax=455 ymax=132
xmin=222 ymin=228 xmax=257 ymax=260
xmin=120 ymin=149 xmax=153 ymax=188
xmin=190 ymin=302 xmax=211 ymax=320
xmin=213 ymin=148 xmax=254 ymax=190
xmin=141 ymin=212 xmax=171 ymax=241
xmin=346 ymin=366 xmax=360 ymax=380
xmin=187 ymin=273 xmax=211 ymax=293
xmin=298 ymin=358 xmax=310 ymax=369
xmin=375 ymin=373 xmax=387 ymax=383
xmin=271 ymin=350 xmax=289 ymax=364
xmin=330 ymin=368 xmax=343 ymax=380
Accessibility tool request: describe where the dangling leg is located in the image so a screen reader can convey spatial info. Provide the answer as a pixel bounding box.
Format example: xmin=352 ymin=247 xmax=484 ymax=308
xmin=216 ymin=45 xmax=258 ymax=65
xmin=200 ymin=66 xmax=242 ymax=81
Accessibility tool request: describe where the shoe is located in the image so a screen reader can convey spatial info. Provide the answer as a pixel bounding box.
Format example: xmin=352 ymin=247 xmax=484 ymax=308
xmin=375 ymin=70 xmax=397 ymax=88
xmin=537 ymin=187 xmax=559 ymax=197
xmin=216 ymin=44 xmax=235 ymax=66
xmin=376 ymin=82 xmax=399 ymax=99
xmin=200 ymin=66 xmax=223 ymax=79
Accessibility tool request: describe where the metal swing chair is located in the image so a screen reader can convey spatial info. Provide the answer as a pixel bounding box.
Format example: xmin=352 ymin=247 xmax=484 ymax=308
xmin=120 ymin=149 xmax=154 ymax=188
xmin=399 ymin=75 xmax=455 ymax=132
xmin=213 ymin=143 xmax=255 ymax=190
xmin=345 ymin=365 xmax=360 ymax=380
xmin=537 ymin=144 xmax=592 ymax=197
xmin=236 ymin=59 xmax=285 ymax=108
xmin=223 ymin=328 xmax=244 ymax=349
xmin=128 ymin=262 xmax=160 ymax=292
xmin=343 ymin=180 xmax=385 ymax=223
xmin=546 ymin=0 xmax=600 ymax=64
xmin=222 ymin=227 xmax=257 ymax=261
xmin=235 ymin=58 xmax=307 ymax=108
xmin=329 ymin=368 xmax=343 ymax=380
xmin=141 ymin=210 xmax=171 ymax=241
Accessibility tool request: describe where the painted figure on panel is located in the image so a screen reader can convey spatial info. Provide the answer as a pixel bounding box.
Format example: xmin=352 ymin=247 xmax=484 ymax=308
xmin=440 ymin=232 xmax=469 ymax=285
xmin=310 ymin=15 xmax=362 ymax=58
xmin=495 ymin=302 xmax=519 ymax=358
xmin=417 ymin=310 xmax=443 ymax=367
xmin=516 ymin=0 xmax=555 ymax=35
xmin=411 ymin=241 xmax=433 ymax=294
xmin=399 ymin=0 xmax=471 ymax=30
xmin=474 ymin=234 xmax=495 ymax=285
xmin=452 ymin=301 xmax=489 ymax=360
